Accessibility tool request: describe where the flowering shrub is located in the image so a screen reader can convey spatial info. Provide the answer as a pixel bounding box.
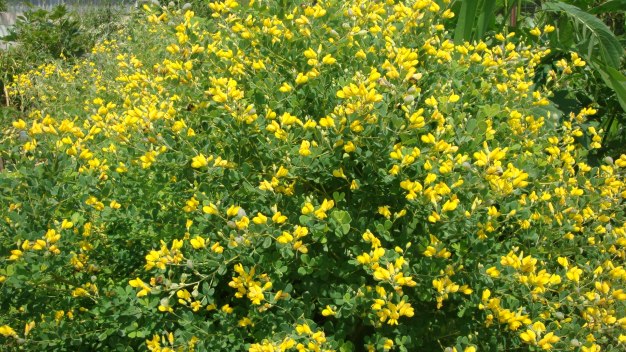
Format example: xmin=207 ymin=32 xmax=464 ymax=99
xmin=1 ymin=0 xmax=626 ymax=351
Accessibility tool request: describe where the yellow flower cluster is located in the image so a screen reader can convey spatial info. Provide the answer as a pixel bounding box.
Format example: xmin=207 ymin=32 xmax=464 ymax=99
xmin=228 ymin=264 xmax=273 ymax=305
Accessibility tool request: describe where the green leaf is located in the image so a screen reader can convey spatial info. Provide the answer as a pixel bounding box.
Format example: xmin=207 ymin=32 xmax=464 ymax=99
xmin=476 ymin=0 xmax=495 ymax=39
xmin=454 ymin=0 xmax=479 ymax=44
xmin=589 ymin=0 xmax=626 ymax=14
xmin=332 ymin=191 xmax=345 ymax=203
xmin=594 ymin=61 xmax=626 ymax=112
xmin=204 ymin=259 xmax=220 ymax=268
xmin=262 ymin=236 xmax=272 ymax=248
xmin=299 ymin=215 xmax=312 ymax=224
xmin=543 ymin=1 xmax=624 ymax=68
xmin=331 ymin=210 xmax=352 ymax=236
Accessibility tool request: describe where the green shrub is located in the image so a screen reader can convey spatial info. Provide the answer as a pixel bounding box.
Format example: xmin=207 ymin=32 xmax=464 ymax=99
xmin=4 ymin=5 xmax=91 ymax=59
xmin=1 ymin=3 xmax=126 ymax=108
xmin=1 ymin=1 xmax=626 ymax=351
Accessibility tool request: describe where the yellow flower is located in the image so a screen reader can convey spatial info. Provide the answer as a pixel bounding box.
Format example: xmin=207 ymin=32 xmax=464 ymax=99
xmin=295 ymin=72 xmax=309 ymax=85
xmin=332 ymin=168 xmax=347 ymax=179
xmin=280 ymin=112 xmax=299 ymax=126
xmin=12 ymin=119 xmax=27 ymax=129
xmin=321 ymin=305 xmax=336 ymax=316
xmin=211 ymin=242 xmax=224 ymax=254
xmin=538 ymin=332 xmax=560 ymax=350
xmin=272 ymin=211 xmax=287 ymax=224
xmin=220 ymin=304 xmax=233 ymax=314
xmin=425 ymin=96 xmax=438 ymax=107
xmin=190 ymin=236 xmax=206 ymax=249
xmin=61 ymin=219 xmax=74 ymax=229
xmin=252 ymin=212 xmax=268 ymax=224
xmin=566 ymin=266 xmax=583 ymax=282
xmin=582 ymin=344 xmax=601 ymax=352
xmin=519 ymin=329 xmax=537 ymax=344
xmin=24 ymin=321 xmax=35 ymax=337
xmin=129 ymin=278 xmax=150 ymax=297
xmin=294 ymin=226 xmax=308 ymax=238
xmin=486 ymin=266 xmax=500 ymax=278
xmin=238 ymin=317 xmax=253 ymax=327
xmin=303 ymin=48 xmax=317 ymax=59
xmin=72 ymin=287 xmax=89 ymax=297
xmin=322 ymin=54 xmax=336 ymax=65
xmin=428 ymin=211 xmax=440 ymax=223
xmin=301 ymin=202 xmax=315 ymax=215
xmin=293 ymin=241 xmax=308 ymax=253
xmin=299 ymin=140 xmax=312 ymax=156
xmin=226 ymin=205 xmax=241 ymax=217
xmin=378 ymin=206 xmax=392 ymax=219
xmin=421 ymin=133 xmax=436 ymax=144
xmin=183 ymin=197 xmax=199 ymax=212
xmin=279 ymin=82 xmax=293 ymax=93
xmin=356 ymin=252 xmax=371 ymax=264
xmin=441 ymin=198 xmax=459 ymax=212
xmin=276 ymin=231 xmax=293 ymax=244
xmin=202 ymin=203 xmax=219 ymax=215
xmin=0 ymin=325 xmax=17 ymax=337
xmin=9 ymin=249 xmax=23 ymax=261
xmin=383 ymin=338 xmax=393 ymax=350
xmin=191 ymin=154 xmax=212 ymax=168
xmin=295 ymin=324 xmax=312 ymax=335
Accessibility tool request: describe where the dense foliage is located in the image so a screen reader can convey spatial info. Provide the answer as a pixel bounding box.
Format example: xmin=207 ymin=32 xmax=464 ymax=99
xmin=1 ymin=0 xmax=626 ymax=351
xmin=0 ymin=3 xmax=125 ymax=106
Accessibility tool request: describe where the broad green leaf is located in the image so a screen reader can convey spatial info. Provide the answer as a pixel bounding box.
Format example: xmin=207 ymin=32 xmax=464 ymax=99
xmin=589 ymin=0 xmax=626 ymax=14
xmin=476 ymin=0 xmax=495 ymax=39
xmin=331 ymin=210 xmax=352 ymax=236
xmin=594 ymin=61 xmax=626 ymax=112
xmin=543 ymin=1 xmax=624 ymax=68
xmin=454 ymin=0 xmax=479 ymax=44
